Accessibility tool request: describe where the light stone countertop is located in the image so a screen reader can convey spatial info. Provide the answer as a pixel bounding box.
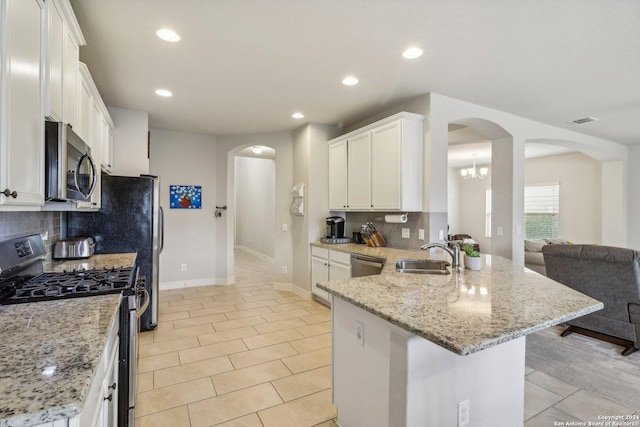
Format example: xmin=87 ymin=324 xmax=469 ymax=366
xmin=313 ymin=242 xmax=603 ymax=356
xmin=50 ymin=253 xmax=137 ymax=272
xmin=0 ymin=294 xmax=122 ymax=427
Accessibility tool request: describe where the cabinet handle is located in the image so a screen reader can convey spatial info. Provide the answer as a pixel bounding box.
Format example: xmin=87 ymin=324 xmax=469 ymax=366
xmin=104 ymin=394 xmax=113 ymax=401
xmin=108 ymin=382 xmax=117 ymax=390
xmin=1 ymin=189 xmax=17 ymax=198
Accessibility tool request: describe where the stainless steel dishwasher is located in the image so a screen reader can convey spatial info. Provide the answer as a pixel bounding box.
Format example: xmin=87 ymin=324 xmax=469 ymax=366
xmin=351 ymin=253 xmax=385 ymax=277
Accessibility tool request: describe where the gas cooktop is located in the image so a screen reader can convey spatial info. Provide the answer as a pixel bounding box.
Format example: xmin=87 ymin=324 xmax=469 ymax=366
xmin=0 ymin=267 xmax=137 ymax=304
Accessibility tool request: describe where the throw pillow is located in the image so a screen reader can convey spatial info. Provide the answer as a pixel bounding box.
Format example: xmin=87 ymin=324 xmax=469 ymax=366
xmin=544 ymin=238 xmax=566 ymax=245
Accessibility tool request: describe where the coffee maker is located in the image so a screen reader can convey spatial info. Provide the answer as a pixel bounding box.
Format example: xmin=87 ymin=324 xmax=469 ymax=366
xmin=326 ymin=216 xmax=345 ymax=239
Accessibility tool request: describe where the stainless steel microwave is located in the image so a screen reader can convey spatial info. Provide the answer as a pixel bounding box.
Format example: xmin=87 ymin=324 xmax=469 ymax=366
xmin=45 ymin=121 xmax=97 ymax=202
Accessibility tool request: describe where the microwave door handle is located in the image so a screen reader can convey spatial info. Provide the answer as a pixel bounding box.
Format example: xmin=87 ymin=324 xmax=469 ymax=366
xmin=76 ymin=153 xmax=97 ymax=199
xmin=87 ymin=154 xmax=97 ymax=198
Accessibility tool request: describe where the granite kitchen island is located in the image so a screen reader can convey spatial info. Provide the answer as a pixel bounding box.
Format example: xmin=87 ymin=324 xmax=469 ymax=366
xmin=317 ymin=247 xmax=602 ymax=427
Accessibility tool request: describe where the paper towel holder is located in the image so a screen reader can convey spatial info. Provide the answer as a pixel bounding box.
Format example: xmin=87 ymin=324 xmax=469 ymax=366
xmin=384 ymin=213 xmax=408 ymax=224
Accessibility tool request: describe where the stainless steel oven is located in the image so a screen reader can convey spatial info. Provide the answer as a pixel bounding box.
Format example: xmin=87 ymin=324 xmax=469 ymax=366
xmin=122 ymin=278 xmax=149 ymax=427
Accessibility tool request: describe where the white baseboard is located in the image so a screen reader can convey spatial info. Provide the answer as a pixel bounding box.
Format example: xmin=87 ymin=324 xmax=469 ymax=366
xmin=160 ymin=277 xmax=234 ymax=290
xmin=273 ymin=281 xmax=312 ymax=300
xmin=235 ymin=245 xmax=275 ymax=264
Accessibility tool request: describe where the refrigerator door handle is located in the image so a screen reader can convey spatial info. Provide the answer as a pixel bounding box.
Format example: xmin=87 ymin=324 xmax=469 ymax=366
xmin=159 ymin=206 xmax=165 ymax=253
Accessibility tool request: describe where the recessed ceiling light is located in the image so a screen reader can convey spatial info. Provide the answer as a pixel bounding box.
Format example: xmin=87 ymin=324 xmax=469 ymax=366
xmin=292 ymin=112 xmax=305 ymax=119
xmin=342 ymin=76 xmax=359 ymax=86
xmin=252 ymin=146 xmax=263 ymax=154
xmin=156 ymin=29 xmax=180 ymax=42
xmin=402 ymin=47 xmax=423 ymax=59
xmin=155 ymin=89 xmax=172 ymax=97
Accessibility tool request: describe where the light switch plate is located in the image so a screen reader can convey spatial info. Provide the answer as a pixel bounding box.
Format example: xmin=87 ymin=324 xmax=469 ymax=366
xmin=418 ymin=229 xmax=425 ymax=240
xmin=402 ymin=228 xmax=410 ymax=239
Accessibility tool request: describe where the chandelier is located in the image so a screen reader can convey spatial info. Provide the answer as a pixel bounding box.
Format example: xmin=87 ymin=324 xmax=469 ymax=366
xmin=460 ymin=154 xmax=488 ymax=179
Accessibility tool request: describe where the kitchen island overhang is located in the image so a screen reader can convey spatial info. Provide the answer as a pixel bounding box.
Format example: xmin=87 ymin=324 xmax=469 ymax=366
xmin=318 ymin=251 xmax=602 ymax=427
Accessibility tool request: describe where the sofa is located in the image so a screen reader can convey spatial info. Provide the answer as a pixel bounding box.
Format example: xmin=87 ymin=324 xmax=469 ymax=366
xmin=543 ymin=244 xmax=640 ymax=355
xmin=524 ymin=238 xmax=567 ymax=275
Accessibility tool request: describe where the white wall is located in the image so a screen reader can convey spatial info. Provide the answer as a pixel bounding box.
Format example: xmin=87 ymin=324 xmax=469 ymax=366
xmin=149 ymin=128 xmax=218 ymax=289
xmin=216 ymin=132 xmax=294 ymax=286
xmin=291 ymin=123 xmax=339 ymax=295
xmin=450 ymin=168 xmax=492 ymax=253
xmin=446 ymin=167 xmax=460 ymax=235
xmin=107 ymin=107 xmax=149 ymax=176
xmin=526 ymin=152 xmax=602 ymax=244
xmin=629 ymin=145 xmax=640 ymax=250
xmin=234 ymin=156 xmax=275 ymax=258
xmin=451 ymin=152 xmax=604 ymax=252
xmin=601 ymin=161 xmax=624 ymax=247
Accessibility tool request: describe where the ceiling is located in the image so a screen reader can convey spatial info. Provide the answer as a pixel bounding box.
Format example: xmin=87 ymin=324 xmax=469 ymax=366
xmin=70 ymin=0 xmax=640 ymax=148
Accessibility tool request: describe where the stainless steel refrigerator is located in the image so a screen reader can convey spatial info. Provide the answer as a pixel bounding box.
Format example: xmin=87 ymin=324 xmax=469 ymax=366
xmin=67 ymin=173 xmax=164 ymax=331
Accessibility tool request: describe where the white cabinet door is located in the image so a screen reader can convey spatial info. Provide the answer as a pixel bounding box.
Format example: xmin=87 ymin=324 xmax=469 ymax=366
xmin=371 ymin=120 xmax=402 ymax=210
xmin=62 ymin=23 xmax=79 ymax=129
xmin=329 ymin=262 xmax=351 ymax=281
xmin=329 ymin=249 xmax=352 ymax=281
xmin=347 ymin=132 xmax=371 ymax=210
xmin=311 ymin=255 xmax=330 ymax=301
xmin=43 ymin=0 xmax=64 ymax=121
xmin=328 ymin=139 xmax=348 ymax=210
xmin=77 ymin=73 xmax=92 ymax=143
xmin=0 ymin=0 xmax=45 ymax=209
xmin=101 ymin=118 xmax=113 ymax=174
xmin=44 ymin=0 xmax=83 ymax=128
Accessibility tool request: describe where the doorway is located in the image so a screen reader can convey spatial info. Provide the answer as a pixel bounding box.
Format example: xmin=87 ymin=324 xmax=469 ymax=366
xmin=233 ymin=146 xmax=276 ymax=263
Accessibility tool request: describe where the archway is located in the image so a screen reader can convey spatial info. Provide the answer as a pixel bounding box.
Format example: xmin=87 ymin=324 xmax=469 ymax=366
xmin=445 ymin=118 xmax=515 ymax=260
xmin=233 ymin=146 xmax=277 ymax=262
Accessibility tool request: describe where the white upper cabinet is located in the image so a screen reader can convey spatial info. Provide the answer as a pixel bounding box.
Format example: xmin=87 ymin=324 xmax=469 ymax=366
xmin=43 ymin=0 xmax=85 ymax=127
xmin=0 ymin=0 xmax=45 ymax=210
xmin=346 ymin=132 xmax=372 ymax=210
xmin=73 ymin=62 xmax=113 ymax=210
xmin=328 ymin=140 xmax=348 ymax=210
xmin=328 ymin=112 xmax=424 ymax=212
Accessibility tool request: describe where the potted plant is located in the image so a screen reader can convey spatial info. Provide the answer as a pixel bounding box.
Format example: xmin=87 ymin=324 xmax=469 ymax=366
xmin=462 ymin=244 xmax=481 ymax=271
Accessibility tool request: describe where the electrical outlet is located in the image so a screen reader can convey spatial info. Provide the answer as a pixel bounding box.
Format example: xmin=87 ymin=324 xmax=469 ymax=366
xmin=418 ymin=229 xmax=425 ymax=240
xmin=458 ymin=399 xmax=470 ymax=427
xmin=282 ymin=224 xmax=288 ymax=232
xmin=281 ymin=266 xmax=288 ymax=274
xmin=402 ymin=228 xmax=410 ymax=239
xmin=355 ymin=320 xmax=365 ymax=346
xmin=497 ymin=226 xmax=504 ymax=236
xmin=181 ymin=264 xmax=187 ymax=271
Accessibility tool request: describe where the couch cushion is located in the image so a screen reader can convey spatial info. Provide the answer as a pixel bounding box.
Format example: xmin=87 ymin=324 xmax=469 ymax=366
xmin=524 ymin=239 xmax=546 ymax=252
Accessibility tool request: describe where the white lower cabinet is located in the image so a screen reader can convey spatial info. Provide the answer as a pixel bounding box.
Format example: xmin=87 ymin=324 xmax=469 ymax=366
xmin=34 ymin=308 xmax=120 ymax=427
xmin=311 ymin=246 xmax=351 ymax=301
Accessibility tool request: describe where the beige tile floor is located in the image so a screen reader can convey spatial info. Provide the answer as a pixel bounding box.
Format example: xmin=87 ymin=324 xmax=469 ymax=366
xmin=137 ymin=250 xmax=638 ymax=427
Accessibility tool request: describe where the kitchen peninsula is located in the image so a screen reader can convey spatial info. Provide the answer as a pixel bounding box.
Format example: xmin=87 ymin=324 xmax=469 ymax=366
xmin=316 ymin=244 xmax=602 ymax=427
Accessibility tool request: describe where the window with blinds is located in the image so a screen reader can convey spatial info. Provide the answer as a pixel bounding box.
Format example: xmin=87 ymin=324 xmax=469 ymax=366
xmin=524 ymin=183 xmax=560 ymax=239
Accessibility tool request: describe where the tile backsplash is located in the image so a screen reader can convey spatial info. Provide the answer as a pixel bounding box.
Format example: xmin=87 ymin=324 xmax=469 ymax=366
xmin=0 ymin=211 xmax=62 ymax=270
xmin=341 ymin=211 xmax=448 ymax=250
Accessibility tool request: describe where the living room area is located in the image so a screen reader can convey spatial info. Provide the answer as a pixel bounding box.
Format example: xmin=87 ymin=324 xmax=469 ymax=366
xmin=448 ymin=137 xmax=606 ymax=276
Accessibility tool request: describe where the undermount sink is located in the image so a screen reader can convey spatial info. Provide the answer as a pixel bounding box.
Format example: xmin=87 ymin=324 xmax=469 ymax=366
xmin=395 ymin=259 xmax=451 ymax=275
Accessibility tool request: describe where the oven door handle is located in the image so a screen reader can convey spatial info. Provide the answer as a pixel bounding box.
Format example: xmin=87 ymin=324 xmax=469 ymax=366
xmin=137 ymin=288 xmax=150 ymax=319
